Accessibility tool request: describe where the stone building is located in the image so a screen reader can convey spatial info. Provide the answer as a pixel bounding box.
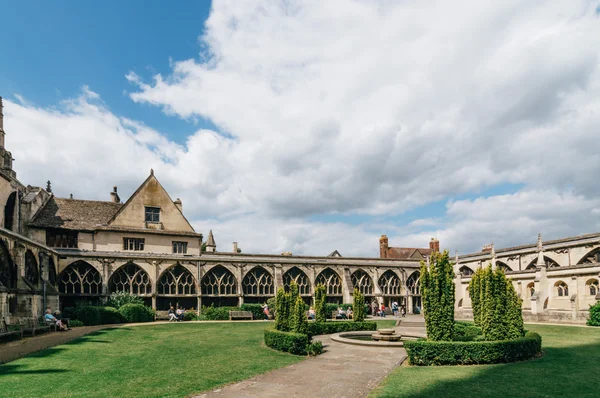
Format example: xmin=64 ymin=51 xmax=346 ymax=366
xmin=454 ymin=234 xmax=600 ymax=323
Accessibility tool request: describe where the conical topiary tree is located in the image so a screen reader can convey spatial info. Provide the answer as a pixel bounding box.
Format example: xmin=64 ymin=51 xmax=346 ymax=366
xmin=275 ymin=288 xmax=290 ymax=331
xmin=314 ymin=284 xmax=327 ymax=323
xmin=292 ymin=295 xmax=308 ymax=335
xmin=353 ymin=288 xmax=366 ymax=322
xmin=420 ymin=250 xmax=455 ymax=341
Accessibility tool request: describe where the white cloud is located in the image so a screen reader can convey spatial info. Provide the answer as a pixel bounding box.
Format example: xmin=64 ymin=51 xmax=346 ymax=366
xmin=5 ymin=1 xmax=600 ymax=256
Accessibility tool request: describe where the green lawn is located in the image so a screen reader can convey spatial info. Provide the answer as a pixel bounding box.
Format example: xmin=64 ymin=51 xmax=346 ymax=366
xmin=0 ymin=323 xmax=302 ymax=398
xmin=370 ymin=324 xmax=600 ymax=398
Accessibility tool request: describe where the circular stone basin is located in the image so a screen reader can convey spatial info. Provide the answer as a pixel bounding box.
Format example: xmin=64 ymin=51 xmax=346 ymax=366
xmin=372 ymin=329 xmax=401 ymax=341
xmin=331 ymin=331 xmax=423 ymax=347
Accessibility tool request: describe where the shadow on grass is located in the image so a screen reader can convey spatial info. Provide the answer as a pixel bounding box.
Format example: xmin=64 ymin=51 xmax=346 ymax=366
xmin=0 ymin=363 xmax=71 ymax=376
xmin=375 ymin=340 xmax=600 ymax=398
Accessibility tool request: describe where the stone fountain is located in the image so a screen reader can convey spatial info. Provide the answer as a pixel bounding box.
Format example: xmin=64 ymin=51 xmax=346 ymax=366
xmin=371 ymin=328 xmax=402 ymax=342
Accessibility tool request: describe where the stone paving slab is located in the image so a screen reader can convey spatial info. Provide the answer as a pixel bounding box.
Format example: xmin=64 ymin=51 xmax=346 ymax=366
xmin=193 ymin=334 xmax=410 ymax=398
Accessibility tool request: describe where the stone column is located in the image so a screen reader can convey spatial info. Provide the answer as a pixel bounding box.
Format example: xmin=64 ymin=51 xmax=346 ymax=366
xmin=341 ymin=267 xmax=353 ymax=303
xmin=236 ymin=264 xmax=244 ymax=307
xmin=407 ymin=295 xmax=414 ymax=315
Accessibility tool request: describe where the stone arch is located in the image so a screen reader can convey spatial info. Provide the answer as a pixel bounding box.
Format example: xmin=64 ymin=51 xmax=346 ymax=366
xmin=59 ymin=260 xmax=103 ymax=295
xmin=109 ymin=262 xmax=152 ymax=295
xmin=0 ymin=239 xmax=17 ymax=290
xmin=315 ymin=267 xmax=342 ymax=297
xmin=458 ymin=298 xmax=463 ymax=307
xmin=3 ymin=191 xmax=16 ymax=231
xmin=201 ymin=265 xmax=237 ymax=296
xmin=576 ymin=247 xmax=600 ymax=265
xmin=527 ymin=282 xmax=535 ymax=298
xmin=496 ymin=261 xmax=512 ymax=272
xmin=554 ymin=280 xmax=569 ymax=297
xmin=24 ymin=250 xmax=40 ymax=287
xmin=586 ymin=279 xmax=599 ymax=296
xmin=283 ymin=267 xmax=311 ymax=296
xmin=526 ymin=256 xmax=560 ymax=270
xmin=242 ymin=266 xmax=274 ymax=297
xmin=157 ymin=264 xmax=197 ymax=295
xmin=378 ymin=270 xmax=401 ymax=296
xmin=459 ymin=266 xmax=474 ymax=277
xmin=406 ymin=271 xmax=420 ymax=295
xmin=351 ymin=269 xmax=374 ymax=295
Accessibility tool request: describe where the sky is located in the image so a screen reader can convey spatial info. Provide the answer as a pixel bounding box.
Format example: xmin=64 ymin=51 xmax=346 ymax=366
xmin=2 ymin=0 xmax=600 ymax=257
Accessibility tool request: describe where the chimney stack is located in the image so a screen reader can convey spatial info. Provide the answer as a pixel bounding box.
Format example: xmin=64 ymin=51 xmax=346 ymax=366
xmin=174 ymin=198 xmax=182 ymax=212
xmin=232 ymin=242 xmax=238 ymax=253
xmin=110 ymin=186 xmax=120 ymax=203
xmin=379 ymin=235 xmax=389 ymax=258
xmin=429 ymin=238 xmax=440 ymax=253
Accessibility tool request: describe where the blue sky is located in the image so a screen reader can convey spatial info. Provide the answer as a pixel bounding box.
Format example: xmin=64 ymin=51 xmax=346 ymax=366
xmin=2 ymin=1 xmax=600 ymax=256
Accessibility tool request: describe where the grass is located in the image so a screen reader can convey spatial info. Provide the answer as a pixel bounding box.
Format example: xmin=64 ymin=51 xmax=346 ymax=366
xmin=370 ymin=324 xmax=600 ymax=398
xmin=0 ymin=323 xmax=302 ymax=398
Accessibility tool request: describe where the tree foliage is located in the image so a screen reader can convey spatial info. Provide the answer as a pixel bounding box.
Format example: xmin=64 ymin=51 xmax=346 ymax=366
xmin=469 ymin=265 xmax=525 ymax=340
xmin=314 ymin=284 xmax=327 ymax=323
xmin=292 ymin=295 xmax=308 ymax=335
xmin=275 ymin=288 xmax=290 ymax=331
xmin=352 ymin=288 xmax=366 ymax=322
xmin=420 ymin=250 xmax=455 ymax=341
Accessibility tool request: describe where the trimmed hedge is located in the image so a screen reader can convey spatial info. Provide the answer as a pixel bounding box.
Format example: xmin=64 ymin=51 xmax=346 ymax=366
xmin=98 ymin=306 xmax=125 ymax=324
xmin=75 ymin=306 xmax=101 ymax=326
xmin=587 ymin=302 xmax=600 ymax=326
xmin=241 ymin=304 xmax=266 ymax=320
xmin=405 ymin=331 xmax=542 ymax=365
xmin=118 ymin=304 xmax=155 ymax=323
xmin=454 ymin=321 xmax=482 ymax=341
xmin=201 ymin=306 xmax=241 ymax=320
xmin=264 ymin=328 xmax=309 ymax=355
xmin=307 ymin=321 xmax=377 ymax=338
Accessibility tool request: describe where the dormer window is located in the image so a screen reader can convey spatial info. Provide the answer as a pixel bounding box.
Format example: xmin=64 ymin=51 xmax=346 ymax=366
xmin=145 ymin=206 xmax=160 ymax=223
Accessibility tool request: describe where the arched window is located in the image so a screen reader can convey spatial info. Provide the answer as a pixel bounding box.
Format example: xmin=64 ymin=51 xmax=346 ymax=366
xmin=242 ymin=266 xmax=274 ymax=296
xmin=459 ymin=266 xmax=474 ymax=277
xmin=555 ymin=281 xmax=568 ymax=297
xmin=0 ymin=240 xmax=17 ymax=290
xmin=351 ymin=269 xmax=373 ymax=295
xmin=109 ymin=263 xmax=152 ymax=295
xmin=497 ymin=261 xmax=512 ymax=272
xmin=586 ymin=279 xmax=599 ymax=296
xmin=527 ymin=282 xmax=535 ymax=298
xmin=59 ymin=261 xmax=102 ymax=295
xmin=315 ymin=268 xmax=342 ymax=296
xmin=4 ymin=192 xmax=16 ymax=231
xmin=24 ymin=250 xmax=39 ymax=287
xmin=406 ymin=271 xmax=420 ymax=295
xmin=158 ymin=264 xmax=196 ymax=295
xmin=458 ymin=298 xmax=463 ymax=308
xmin=201 ymin=265 xmax=237 ymax=295
xmin=283 ymin=267 xmax=311 ymax=295
xmin=378 ymin=270 xmax=401 ymax=295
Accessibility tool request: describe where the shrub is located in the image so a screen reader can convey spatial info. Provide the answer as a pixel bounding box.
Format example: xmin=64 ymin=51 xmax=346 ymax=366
xmin=241 ymin=304 xmax=266 ymax=320
xmin=292 ymin=296 xmax=308 ymax=335
xmin=275 ymin=288 xmax=291 ymax=331
xmin=454 ymin=322 xmax=482 ymax=341
xmin=75 ymin=306 xmax=101 ymax=326
xmin=588 ymin=302 xmax=600 ymax=326
xmin=201 ymin=305 xmax=241 ymax=320
xmin=69 ymin=320 xmax=84 ymax=327
xmin=266 ymin=297 xmax=277 ymax=315
xmin=62 ymin=307 xmax=77 ymax=320
xmin=184 ymin=310 xmax=199 ymax=321
xmin=264 ymin=328 xmax=309 ymax=355
xmin=98 ymin=306 xmax=124 ymax=324
xmin=307 ymin=321 xmax=377 ymax=338
xmin=353 ymin=289 xmax=366 ymax=322
xmin=119 ymin=304 xmax=155 ymax=323
xmin=420 ymin=250 xmax=455 ymax=341
xmin=404 ymin=331 xmax=542 ymax=366
xmin=325 ymin=303 xmax=339 ymax=318
xmin=314 ymin=284 xmax=327 ymax=322
xmin=306 ymin=340 xmax=324 ymax=356
xmin=106 ymin=292 xmax=144 ymax=309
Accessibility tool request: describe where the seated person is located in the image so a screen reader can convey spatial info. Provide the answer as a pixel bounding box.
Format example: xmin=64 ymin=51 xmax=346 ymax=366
xmin=176 ymin=307 xmax=185 ymax=321
xmin=168 ymin=306 xmax=178 ymax=322
xmin=45 ymin=309 xmax=67 ymax=331
xmin=346 ymin=307 xmax=353 ymax=319
xmin=308 ymin=307 xmax=316 ymax=320
xmin=53 ymin=310 xmax=70 ymax=329
xmin=337 ymin=306 xmax=347 ymax=320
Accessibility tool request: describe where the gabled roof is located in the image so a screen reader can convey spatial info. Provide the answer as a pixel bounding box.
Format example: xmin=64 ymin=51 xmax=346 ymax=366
xmin=327 ymin=250 xmax=342 ymax=257
xmin=387 ymin=247 xmax=432 ymax=260
xmin=29 ymin=197 xmax=122 ymax=231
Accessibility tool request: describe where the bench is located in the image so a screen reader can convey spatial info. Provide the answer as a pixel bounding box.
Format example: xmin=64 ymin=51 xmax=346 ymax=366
xmin=228 ymin=311 xmax=253 ymax=321
xmin=19 ymin=317 xmax=51 ymax=336
xmin=1 ymin=319 xmax=23 ymax=340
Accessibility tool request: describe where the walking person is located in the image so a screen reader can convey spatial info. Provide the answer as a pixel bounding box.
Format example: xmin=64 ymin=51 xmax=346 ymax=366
xmin=392 ymin=301 xmax=399 ymax=317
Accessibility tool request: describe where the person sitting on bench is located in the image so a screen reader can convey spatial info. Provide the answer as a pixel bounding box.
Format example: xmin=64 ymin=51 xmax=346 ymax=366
xmin=45 ymin=309 xmax=67 ymax=331
xmin=168 ymin=306 xmax=178 ymax=322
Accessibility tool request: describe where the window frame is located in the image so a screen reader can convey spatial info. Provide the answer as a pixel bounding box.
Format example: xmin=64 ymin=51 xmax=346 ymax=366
xmin=46 ymin=228 xmax=79 ymax=248
xmin=144 ymin=206 xmax=161 ymax=223
xmin=172 ymin=241 xmax=188 ymax=254
xmin=123 ymin=237 xmax=145 ymax=251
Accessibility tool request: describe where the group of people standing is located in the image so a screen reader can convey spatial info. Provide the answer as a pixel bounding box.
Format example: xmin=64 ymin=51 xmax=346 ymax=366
xmin=371 ymin=301 xmax=406 ymax=318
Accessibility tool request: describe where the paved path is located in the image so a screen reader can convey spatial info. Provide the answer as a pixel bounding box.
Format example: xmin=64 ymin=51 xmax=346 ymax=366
xmin=194 ymin=326 xmax=425 ymax=398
